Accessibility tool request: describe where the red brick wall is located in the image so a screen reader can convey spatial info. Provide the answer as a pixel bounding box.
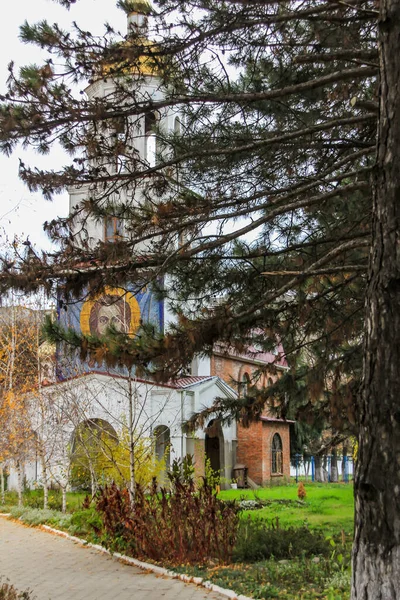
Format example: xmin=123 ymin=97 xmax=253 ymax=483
xmin=211 ymin=354 xmax=279 ymax=404
xmin=237 ymin=421 xmax=291 ymax=485
xmin=262 ymin=422 xmax=291 ymax=482
xmin=237 ymin=421 xmax=263 ymax=484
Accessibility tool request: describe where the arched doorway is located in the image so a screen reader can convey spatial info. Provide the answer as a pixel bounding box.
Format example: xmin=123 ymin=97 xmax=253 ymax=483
xmin=205 ymin=419 xmax=224 ymax=481
xmin=154 ymin=425 xmax=171 ymax=485
xmin=71 ymin=419 xmax=118 ymax=492
xmin=154 ymin=425 xmax=171 ymax=468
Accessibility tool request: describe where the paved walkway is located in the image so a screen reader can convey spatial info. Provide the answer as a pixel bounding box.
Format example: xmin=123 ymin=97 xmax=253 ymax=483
xmin=0 ymin=517 xmax=226 ymax=600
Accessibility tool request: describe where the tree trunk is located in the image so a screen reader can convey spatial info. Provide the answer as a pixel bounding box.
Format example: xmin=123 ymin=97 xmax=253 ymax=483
xmin=128 ymin=373 xmax=136 ymax=505
xmin=331 ymin=450 xmax=338 ymax=484
xmin=304 ymin=456 xmax=309 ymax=482
xmin=129 ymin=437 xmax=135 ymax=505
xmin=40 ymin=454 xmax=49 ymax=510
xmin=342 ymin=444 xmax=348 ymax=482
xmin=16 ymin=462 xmax=23 ymax=508
xmin=322 ymin=454 xmax=328 ymax=482
xmin=0 ymin=465 xmax=5 ymax=504
xmin=61 ymin=487 xmax=67 ymax=513
xmin=89 ymin=463 xmax=97 ymax=497
xmin=314 ymin=455 xmax=324 ymax=482
xmin=352 ymin=2 xmax=400 ymax=597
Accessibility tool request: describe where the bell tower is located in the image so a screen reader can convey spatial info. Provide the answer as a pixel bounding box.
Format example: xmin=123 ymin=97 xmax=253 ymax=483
xmin=68 ymin=0 xmax=183 ymax=249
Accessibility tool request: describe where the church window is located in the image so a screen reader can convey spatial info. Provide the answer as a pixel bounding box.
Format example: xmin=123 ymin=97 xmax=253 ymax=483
xmin=104 ymin=216 xmax=123 ymax=242
xmin=271 ymin=433 xmax=283 ymax=475
xmin=109 ymin=117 xmax=127 ymax=172
xmin=145 ymin=111 xmax=160 ymax=167
xmin=239 ymin=372 xmax=250 ymax=397
xmin=154 ymin=425 xmax=171 ymax=469
xmin=174 ymin=117 xmax=181 ymax=135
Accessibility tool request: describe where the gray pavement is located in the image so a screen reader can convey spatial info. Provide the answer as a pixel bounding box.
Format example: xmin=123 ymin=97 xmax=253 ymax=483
xmin=0 ymin=517 xmax=226 ymax=600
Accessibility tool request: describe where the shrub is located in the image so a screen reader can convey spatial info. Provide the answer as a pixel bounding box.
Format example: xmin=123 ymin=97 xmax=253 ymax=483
xmin=9 ymin=506 xmax=72 ymax=529
xmin=297 ymin=482 xmax=307 ymax=500
xmin=233 ymin=518 xmax=331 ymax=562
xmin=68 ymin=508 xmax=103 ymax=538
xmin=96 ymin=457 xmax=239 ymax=565
xmin=21 ymin=490 xmax=43 ymax=509
xmin=0 ymin=579 xmax=35 ymax=600
xmin=21 ymin=489 xmax=63 ymax=511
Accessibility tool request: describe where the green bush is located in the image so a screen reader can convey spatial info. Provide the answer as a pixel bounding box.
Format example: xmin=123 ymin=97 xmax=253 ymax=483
xmin=21 ymin=490 xmax=43 ymax=509
xmin=18 ymin=489 xmax=63 ymax=511
xmin=0 ymin=491 xmax=18 ymax=512
xmin=233 ymin=518 xmax=331 ymax=562
xmin=68 ymin=508 xmax=103 ymax=538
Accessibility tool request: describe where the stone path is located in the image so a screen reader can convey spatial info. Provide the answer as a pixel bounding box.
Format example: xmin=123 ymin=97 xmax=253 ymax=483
xmin=0 ymin=517 xmax=226 ymax=600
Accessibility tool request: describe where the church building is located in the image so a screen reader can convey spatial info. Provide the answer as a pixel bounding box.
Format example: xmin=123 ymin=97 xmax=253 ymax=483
xmin=7 ymin=3 xmax=291 ymax=492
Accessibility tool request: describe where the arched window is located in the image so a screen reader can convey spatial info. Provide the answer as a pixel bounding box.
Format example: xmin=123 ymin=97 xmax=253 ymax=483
xmin=271 ymin=433 xmax=283 ymax=475
xmin=154 ymin=425 xmax=171 ymax=469
xmin=110 ymin=116 xmax=127 ymax=173
xmin=239 ymin=372 xmax=250 ymax=397
xmin=174 ymin=117 xmax=181 ymax=135
xmin=145 ymin=111 xmax=159 ymax=167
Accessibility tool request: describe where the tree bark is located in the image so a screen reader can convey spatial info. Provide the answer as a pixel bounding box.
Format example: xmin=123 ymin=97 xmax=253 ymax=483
xmin=322 ymin=454 xmax=328 ymax=482
xmin=40 ymin=453 xmax=49 ymax=510
xmin=16 ymin=461 xmax=23 ymax=508
xmin=352 ymin=2 xmax=400 ymax=598
xmin=89 ymin=463 xmax=97 ymax=497
xmin=304 ymin=456 xmax=310 ymax=482
xmin=128 ymin=375 xmax=136 ymax=505
xmin=0 ymin=465 xmax=5 ymax=504
xmin=331 ymin=450 xmax=338 ymax=484
xmin=61 ymin=487 xmax=67 ymax=513
xmin=342 ymin=444 xmax=348 ymax=482
xmin=314 ymin=455 xmax=324 ymax=482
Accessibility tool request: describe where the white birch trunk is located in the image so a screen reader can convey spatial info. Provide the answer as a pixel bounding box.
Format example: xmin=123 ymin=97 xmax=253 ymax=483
xmin=61 ymin=487 xmax=67 ymax=513
xmin=0 ymin=465 xmax=5 ymax=504
xmin=41 ymin=454 xmax=49 ymax=510
xmin=128 ymin=375 xmax=136 ymax=504
xmin=16 ymin=461 xmax=23 ymax=507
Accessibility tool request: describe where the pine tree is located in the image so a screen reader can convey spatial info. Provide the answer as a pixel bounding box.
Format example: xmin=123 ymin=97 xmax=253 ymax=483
xmin=0 ymin=0 xmax=399 ymax=595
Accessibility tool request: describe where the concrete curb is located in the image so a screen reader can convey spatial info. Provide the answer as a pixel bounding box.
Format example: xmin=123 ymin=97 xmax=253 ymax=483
xmin=3 ymin=519 xmax=254 ymax=600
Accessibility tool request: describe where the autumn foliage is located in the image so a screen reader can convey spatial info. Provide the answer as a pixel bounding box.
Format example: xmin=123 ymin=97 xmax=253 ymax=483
xmin=297 ymin=482 xmax=307 ymax=501
xmin=0 ymin=306 xmax=41 ymax=467
xmin=96 ymin=459 xmax=239 ymax=565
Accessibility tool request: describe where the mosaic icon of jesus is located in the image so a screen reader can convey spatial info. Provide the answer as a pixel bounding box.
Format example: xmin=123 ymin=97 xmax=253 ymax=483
xmin=80 ymin=287 xmax=141 ymax=338
xmin=90 ymin=294 xmax=130 ymax=336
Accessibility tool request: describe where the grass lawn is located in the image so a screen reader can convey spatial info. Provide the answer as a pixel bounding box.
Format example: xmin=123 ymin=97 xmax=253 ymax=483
xmin=219 ymin=481 xmax=355 ymax=535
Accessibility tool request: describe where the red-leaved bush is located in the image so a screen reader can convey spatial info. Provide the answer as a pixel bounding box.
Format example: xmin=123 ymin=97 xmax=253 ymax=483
xmin=96 ymin=458 xmax=239 ymax=565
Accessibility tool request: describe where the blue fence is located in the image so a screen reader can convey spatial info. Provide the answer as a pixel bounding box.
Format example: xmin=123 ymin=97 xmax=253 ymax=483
xmin=291 ymin=454 xmax=354 ymax=483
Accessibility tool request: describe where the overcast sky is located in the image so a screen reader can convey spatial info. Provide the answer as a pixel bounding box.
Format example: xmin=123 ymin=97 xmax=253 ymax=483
xmin=0 ymin=0 xmax=126 ymax=251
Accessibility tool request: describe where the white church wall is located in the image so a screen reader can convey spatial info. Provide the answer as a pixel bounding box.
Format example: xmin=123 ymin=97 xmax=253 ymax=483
xmin=8 ymin=374 xmax=238 ymax=491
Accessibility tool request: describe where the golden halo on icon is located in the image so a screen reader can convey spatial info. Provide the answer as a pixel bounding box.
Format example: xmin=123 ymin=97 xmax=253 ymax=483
xmin=80 ymin=287 xmax=141 ymax=337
